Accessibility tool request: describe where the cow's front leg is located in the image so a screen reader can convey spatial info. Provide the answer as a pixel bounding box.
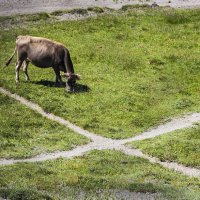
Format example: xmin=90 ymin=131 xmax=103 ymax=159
xmin=15 ymin=60 xmax=23 ymax=83
xmin=23 ymin=60 xmax=30 ymax=81
xmin=53 ymin=67 xmax=62 ymax=86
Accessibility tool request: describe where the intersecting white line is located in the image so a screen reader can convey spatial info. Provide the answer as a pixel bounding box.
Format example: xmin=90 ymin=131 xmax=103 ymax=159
xmin=0 ymin=87 xmax=200 ymax=178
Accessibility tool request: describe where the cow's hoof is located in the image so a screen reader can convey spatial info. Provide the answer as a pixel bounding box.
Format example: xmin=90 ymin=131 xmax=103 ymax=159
xmin=67 ymin=90 xmax=73 ymax=93
xmin=66 ymin=88 xmax=74 ymax=93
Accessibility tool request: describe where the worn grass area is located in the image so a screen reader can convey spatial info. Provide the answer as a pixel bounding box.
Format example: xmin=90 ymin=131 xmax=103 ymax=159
xmin=0 ymin=93 xmax=89 ymax=159
xmin=130 ymin=124 xmax=200 ymax=168
xmin=0 ymin=8 xmax=200 ymax=139
xmin=0 ymin=150 xmax=200 ymax=200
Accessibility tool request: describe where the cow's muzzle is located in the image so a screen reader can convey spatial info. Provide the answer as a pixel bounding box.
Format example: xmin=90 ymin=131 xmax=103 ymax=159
xmin=66 ymin=78 xmax=76 ymax=93
xmin=65 ymin=73 xmax=80 ymax=93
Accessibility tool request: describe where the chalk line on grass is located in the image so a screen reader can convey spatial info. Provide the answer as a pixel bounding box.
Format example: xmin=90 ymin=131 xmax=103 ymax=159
xmin=0 ymin=87 xmax=200 ymax=178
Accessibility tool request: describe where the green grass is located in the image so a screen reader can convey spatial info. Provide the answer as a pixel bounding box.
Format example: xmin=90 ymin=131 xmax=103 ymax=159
xmin=0 ymin=93 xmax=89 ymax=159
xmin=0 ymin=150 xmax=200 ymax=200
xmin=130 ymin=124 xmax=200 ymax=168
xmin=0 ymin=8 xmax=200 ymax=139
xmin=1 ymin=7 xmax=200 ymax=199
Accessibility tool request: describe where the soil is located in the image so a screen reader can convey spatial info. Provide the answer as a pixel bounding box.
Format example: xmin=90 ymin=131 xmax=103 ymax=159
xmin=0 ymin=0 xmax=200 ymax=16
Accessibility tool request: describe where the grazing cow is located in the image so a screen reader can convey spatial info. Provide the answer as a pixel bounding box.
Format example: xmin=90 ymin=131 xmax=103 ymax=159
xmin=5 ymin=35 xmax=80 ymax=92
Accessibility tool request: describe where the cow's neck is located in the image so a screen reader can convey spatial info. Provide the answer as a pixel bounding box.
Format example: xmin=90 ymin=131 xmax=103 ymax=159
xmin=65 ymin=49 xmax=75 ymax=74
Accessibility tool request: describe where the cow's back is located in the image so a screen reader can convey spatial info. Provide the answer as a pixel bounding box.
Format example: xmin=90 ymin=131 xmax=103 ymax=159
xmin=16 ymin=35 xmax=65 ymax=68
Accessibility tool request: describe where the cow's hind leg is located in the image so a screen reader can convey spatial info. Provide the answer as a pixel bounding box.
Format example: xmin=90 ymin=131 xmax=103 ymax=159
xmin=15 ymin=60 xmax=23 ymax=83
xmin=23 ymin=60 xmax=30 ymax=81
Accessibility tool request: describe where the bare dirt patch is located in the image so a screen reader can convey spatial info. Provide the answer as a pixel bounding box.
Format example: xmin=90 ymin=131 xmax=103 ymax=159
xmin=0 ymin=0 xmax=200 ymax=16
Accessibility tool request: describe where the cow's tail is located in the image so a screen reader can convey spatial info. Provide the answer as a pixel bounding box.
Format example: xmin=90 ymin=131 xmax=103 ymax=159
xmin=5 ymin=47 xmax=17 ymax=67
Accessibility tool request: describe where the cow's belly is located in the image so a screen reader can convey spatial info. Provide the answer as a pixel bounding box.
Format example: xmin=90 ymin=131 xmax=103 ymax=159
xmin=28 ymin=55 xmax=53 ymax=68
xmin=27 ymin=44 xmax=59 ymax=68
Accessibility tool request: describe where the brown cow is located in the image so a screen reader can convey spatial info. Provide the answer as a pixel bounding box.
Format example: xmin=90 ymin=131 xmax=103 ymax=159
xmin=5 ymin=35 xmax=80 ymax=92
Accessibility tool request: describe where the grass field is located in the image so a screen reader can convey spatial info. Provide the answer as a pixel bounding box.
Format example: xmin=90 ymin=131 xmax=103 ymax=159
xmin=0 ymin=150 xmax=200 ymax=200
xmin=0 ymin=93 xmax=89 ymax=158
xmin=1 ymin=6 xmax=200 ymax=200
xmin=130 ymin=124 xmax=200 ymax=168
xmin=0 ymin=7 xmax=200 ymax=139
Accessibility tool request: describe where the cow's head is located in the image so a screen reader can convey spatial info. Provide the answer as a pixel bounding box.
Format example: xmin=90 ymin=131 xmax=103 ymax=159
xmin=65 ymin=73 xmax=80 ymax=92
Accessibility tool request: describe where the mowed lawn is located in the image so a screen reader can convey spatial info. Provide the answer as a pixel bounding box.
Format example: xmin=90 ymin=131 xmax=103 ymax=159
xmin=0 ymin=150 xmax=200 ymax=200
xmin=131 ymin=124 xmax=200 ymax=168
xmin=0 ymin=93 xmax=89 ymax=158
xmin=0 ymin=7 xmax=200 ymax=139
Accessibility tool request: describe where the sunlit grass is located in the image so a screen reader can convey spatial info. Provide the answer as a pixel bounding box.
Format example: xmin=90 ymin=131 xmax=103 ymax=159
xmin=1 ymin=7 xmax=200 ymax=200
xmin=0 ymin=150 xmax=199 ymax=200
xmin=0 ymin=93 xmax=89 ymax=158
xmin=0 ymin=8 xmax=200 ymax=139
xmin=130 ymin=124 xmax=200 ymax=168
